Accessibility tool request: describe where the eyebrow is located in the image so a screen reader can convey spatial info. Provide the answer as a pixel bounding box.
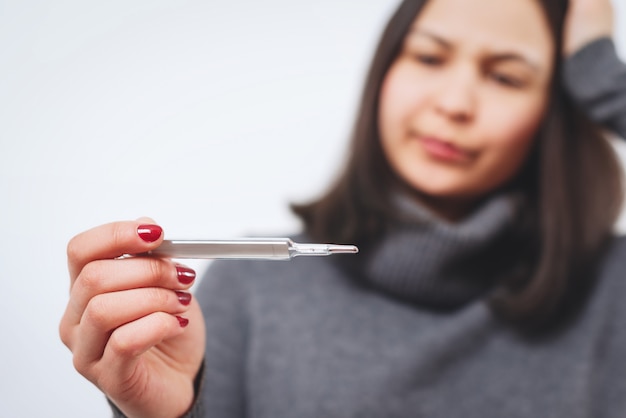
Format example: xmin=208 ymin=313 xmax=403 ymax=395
xmin=408 ymin=28 xmax=452 ymax=49
xmin=407 ymin=27 xmax=543 ymax=73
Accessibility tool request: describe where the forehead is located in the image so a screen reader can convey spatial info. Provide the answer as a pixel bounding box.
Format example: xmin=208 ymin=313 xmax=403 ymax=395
xmin=412 ymin=0 xmax=554 ymax=63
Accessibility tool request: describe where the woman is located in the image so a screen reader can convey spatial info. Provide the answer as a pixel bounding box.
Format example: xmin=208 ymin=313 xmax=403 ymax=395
xmin=60 ymin=0 xmax=626 ymax=417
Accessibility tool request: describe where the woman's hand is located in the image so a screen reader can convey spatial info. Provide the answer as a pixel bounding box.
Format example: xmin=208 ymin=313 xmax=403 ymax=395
xmin=564 ymin=0 xmax=614 ymax=56
xmin=59 ymin=219 xmax=206 ymax=418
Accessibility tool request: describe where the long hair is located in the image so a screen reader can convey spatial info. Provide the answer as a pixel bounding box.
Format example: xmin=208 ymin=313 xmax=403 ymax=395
xmin=291 ymin=0 xmax=624 ymax=326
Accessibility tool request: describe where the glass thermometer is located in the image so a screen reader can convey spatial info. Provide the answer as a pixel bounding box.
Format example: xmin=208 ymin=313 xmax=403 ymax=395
xmin=148 ymin=238 xmax=359 ymax=260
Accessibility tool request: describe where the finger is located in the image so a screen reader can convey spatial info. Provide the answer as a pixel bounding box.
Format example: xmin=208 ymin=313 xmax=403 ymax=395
xmin=70 ymin=287 xmax=192 ymax=368
xmin=67 ymin=219 xmax=164 ymax=283
xmin=94 ymin=311 xmax=190 ymax=392
xmin=62 ymin=257 xmax=196 ymax=329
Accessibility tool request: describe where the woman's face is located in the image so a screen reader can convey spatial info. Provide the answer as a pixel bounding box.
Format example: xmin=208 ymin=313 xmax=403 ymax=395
xmin=378 ymin=0 xmax=554 ymax=219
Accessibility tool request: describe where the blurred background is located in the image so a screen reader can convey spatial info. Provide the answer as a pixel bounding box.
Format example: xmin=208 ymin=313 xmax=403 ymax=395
xmin=1 ymin=0 xmax=625 ymax=416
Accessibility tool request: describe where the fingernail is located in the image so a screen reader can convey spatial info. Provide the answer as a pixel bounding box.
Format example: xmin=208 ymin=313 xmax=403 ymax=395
xmin=177 ymin=316 xmax=189 ymax=328
xmin=176 ymin=291 xmax=192 ymax=306
xmin=137 ymin=224 xmax=162 ymax=243
xmin=176 ymin=264 xmax=196 ymax=285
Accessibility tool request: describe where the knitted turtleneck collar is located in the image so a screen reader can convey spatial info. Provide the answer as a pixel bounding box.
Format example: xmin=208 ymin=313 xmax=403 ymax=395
xmin=357 ymin=193 xmax=523 ymax=310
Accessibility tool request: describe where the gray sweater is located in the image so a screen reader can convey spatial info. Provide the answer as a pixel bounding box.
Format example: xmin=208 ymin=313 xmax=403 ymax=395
xmin=195 ymin=206 xmax=626 ymax=418
xmin=110 ymin=38 xmax=626 ymax=418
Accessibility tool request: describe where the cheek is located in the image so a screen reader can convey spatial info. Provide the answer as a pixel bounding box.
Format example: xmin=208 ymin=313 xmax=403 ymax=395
xmin=378 ymin=75 xmax=403 ymax=141
xmin=378 ymin=64 xmax=427 ymax=141
xmin=494 ymin=102 xmax=544 ymax=145
xmin=479 ymin=101 xmax=545 ymax=182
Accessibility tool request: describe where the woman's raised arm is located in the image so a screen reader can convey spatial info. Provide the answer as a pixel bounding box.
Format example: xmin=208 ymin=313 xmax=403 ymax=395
xmin=563 ymin=0 xmax=626 ymax=137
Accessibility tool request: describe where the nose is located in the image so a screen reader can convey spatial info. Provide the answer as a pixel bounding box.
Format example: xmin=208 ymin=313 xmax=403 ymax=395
xmin=433 ymin=68 xmax=476 ymax=124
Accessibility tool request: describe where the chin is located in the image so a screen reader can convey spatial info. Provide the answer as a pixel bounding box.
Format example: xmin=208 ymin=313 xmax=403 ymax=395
xmin=404 ymin=179 xmax=474 ymax=199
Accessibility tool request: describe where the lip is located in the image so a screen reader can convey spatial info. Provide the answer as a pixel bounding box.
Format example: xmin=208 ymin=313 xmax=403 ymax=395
xmin=417 ymin=135 xmax=475 ymax=163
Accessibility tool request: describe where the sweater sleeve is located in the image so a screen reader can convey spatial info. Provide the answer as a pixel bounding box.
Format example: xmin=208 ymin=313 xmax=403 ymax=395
xmin=107 ymin=388 xmax=205 ymax=418
xmin=563 ymin=37 xmax=626 ymax=138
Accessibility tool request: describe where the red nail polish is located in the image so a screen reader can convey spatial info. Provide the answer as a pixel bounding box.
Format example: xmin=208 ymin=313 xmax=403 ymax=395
xmin=176 ymin=291 xmax=192 ymax=306
xmin=176 ymin=265 xmax=196 ymax=285
xmin=137 ymin=224 xmax=162 ymax=243
xmin=177 ymin=316 xmax=189 ymax=328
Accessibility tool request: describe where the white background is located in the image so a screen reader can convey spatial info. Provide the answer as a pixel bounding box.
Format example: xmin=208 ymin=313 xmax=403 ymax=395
xmin=1 ymin=1 xmax=625 ymax=416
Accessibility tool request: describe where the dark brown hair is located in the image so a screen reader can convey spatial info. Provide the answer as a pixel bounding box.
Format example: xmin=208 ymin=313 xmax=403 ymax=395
xmin=291 ymin=0 xmax=624 ymax=326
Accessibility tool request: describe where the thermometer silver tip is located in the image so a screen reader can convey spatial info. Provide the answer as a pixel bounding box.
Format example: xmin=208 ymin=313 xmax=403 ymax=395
xmin=327 ymin=245 xmax=359 ymax=254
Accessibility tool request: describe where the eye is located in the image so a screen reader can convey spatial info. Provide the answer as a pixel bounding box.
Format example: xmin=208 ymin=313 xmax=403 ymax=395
xmin=413 ymin=54 xmax=444 ymax=66
xmin=488 ymin=72 xmax=524 ymax=89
